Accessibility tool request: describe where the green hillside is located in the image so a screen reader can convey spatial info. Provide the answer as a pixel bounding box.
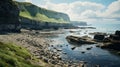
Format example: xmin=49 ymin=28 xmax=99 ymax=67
xmin=16 ymin=2 xmax=70 ymax=23
xmin=0 ymin=42 xmax=41 ymax=67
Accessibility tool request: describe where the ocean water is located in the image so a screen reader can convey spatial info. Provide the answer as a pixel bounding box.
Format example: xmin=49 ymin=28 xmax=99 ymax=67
xmin=47 ymin=23 xmax=120 ymax=67
xmin=92 ymin=23 xmax=120 ymax=33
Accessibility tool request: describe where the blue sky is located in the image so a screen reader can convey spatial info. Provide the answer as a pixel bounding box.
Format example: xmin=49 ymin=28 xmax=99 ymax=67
xmin=16 ymin=0 xmax=120 ymax=23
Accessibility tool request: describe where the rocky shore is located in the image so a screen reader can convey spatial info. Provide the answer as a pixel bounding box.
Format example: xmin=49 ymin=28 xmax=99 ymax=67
xmin=66 ymin=30 xmax=120 ymax=55
xmin=0 ymin=29 xmax=87 ymax=67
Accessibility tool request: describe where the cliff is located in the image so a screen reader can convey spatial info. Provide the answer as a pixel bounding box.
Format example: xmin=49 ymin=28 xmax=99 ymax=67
xmin=16 ymin=2 xmax=70 ymax=23
xmin=0 ymin=0 xmax=21 ymax=32
xmin=14 ymin=2 xmax=71 ymax=30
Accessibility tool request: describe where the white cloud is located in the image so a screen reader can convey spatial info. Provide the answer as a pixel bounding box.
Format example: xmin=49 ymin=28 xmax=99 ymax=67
xmin=40 ymin=1 xmax=105 ymax=22
xmin=100 ymin=0 xmax=120 ymax=19
xmin=18 ymin=0 xmax=120 ymax=23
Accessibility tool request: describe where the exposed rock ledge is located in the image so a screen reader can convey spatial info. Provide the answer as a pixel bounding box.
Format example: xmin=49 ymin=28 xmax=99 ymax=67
xmin=66 ymin=35 xmax=96 ymax=44
xmin=66 ymin=30 xmax=120 ymax=52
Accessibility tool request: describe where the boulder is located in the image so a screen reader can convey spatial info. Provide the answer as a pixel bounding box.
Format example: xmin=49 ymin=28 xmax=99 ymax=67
xmin=109 ymin=35 xmax=120 ymax=40
xmin=66 ymin=35 xmax=96 ymax=44
xmin=101 ymin=30 xmax=120 ymax=51
xmin=115 ymin=30 xmax=120 ymax=36
xmin=101 ymin=42 xmax=120 ymax=51
xmin=103 ymin=38 xmax=111 ymax=42
xmin=94 ymin=34 xmax=105 ymax=41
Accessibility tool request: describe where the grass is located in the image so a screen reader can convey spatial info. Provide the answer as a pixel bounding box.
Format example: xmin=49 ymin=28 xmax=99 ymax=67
xmin=20 ymin=11 xmax=69 ymax=23
xmin=0 ymin=42 xmax=41 ymax=67
xmin=17 ymin=1 xmax=69 ymax=23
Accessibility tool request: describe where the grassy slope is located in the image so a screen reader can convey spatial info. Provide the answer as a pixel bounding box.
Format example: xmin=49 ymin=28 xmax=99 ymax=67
xmin=17 ymin=2 xmax=69 ymax=23
xmin=0 ymin=42 xmax=41 ymax=67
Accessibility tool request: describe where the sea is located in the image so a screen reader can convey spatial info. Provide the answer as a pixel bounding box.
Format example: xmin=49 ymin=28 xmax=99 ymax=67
xmin=47 ymin=23 xmax=120 ymax=67
xmin=92 ymin=23 xmax=120 ymax=33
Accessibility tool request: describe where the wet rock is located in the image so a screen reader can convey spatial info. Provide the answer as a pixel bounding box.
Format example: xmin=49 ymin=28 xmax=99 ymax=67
xmin=117 ymin=52 xmax=120 ymax=55
xmin=35 ymin=31 xmax=39 ymax=34
xmin=100 ymin=30 xmax=120 ymax=51
xmin=63 ymin=52 xmax=67 ymax=54
xmin=57 ymin=48 xmax=62 ymax=51
xmin=103 ymin=38 xmax=111 ymax=42
xmin=101 ymin=43 xmax=120 ymax=50
xmin=94 ymin=34 xmax=105 ymax=41
xmin=96 ymin=45 xmax=101 ymax=47
xmin=86 ymin=47 xmax=92 ymax=50
xmin=66 ymin=35 xmax=96 ymax=44
xmin=81 ymin=51 xmax=85 ymax=54
xmin=60 ymin=45 xmax=63 ymax=47
xmin=115 ymin=30 xmax=120 ymax=36
xmin=71 ymin=47 xmax=76 ymax=50
xmin=51 ymin=45 xmax=54 ymax=47
xmin=109 ymin=35 xmax=120 ymax=40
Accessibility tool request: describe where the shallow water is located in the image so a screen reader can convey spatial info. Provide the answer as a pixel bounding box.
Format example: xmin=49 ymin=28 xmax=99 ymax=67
xmin=45 ymin=24 xmax=120 ymax=67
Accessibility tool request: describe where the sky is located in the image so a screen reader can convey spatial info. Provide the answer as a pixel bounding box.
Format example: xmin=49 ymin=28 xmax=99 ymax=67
xmin=16 ymin=0 xmax=120 ymax=23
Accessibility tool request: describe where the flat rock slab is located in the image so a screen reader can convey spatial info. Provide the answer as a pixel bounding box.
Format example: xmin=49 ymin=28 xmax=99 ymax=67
xmin=66 ymin=35 xmax=96 ymax=44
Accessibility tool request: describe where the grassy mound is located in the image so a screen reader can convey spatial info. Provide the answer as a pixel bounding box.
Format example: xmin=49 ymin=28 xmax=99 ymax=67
xmin=0 ymin=42 xmax=41 ymax=67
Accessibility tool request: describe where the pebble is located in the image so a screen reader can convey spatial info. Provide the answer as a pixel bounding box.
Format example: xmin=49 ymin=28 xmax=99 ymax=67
xmin=71 ymin=47 xmax=76 ymax=50
xmin=81 ymin=51 xmax=85 ymax=54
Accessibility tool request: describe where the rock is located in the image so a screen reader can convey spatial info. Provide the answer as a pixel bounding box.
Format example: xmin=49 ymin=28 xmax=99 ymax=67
xmin=115 ymin=30 xmax=120 ymax=36
xmin=101 ymin=43 xmax=120 ymax=51
xmin=43 ymin=58 xmax=49 ymax=63
xmin=81 ymin=51 xmax=85 ymax=54
xmin=51 ymin=60 xmax=56 ymax=64
xmin=94 ymin=34 xmax=105 ymax=41
xmin=57 ymin=48 xmax=62 ymax=51
xmin=101 ymin=31 xmax=120 ymax=51
xmin=63 ymin=52 xmax=67 ymax=54
xmin=117 ymin=52 xmax=120 ymax=55
xmin=71 ymin=47 xmax=76 ymax=50
xmin=109 ymin=35 xmax=120 ymax=40
xmin=86 ymin=47 xmax=92 ymax=50
xmin=103 ymin=38 xmax=111 ymax=42
xmin=66 ymin=35 xmax=96 ymax=44
xmin=96 ymin=45 xmax=100 ymax=47
xmin=60 ymin=45 xmax=63 ymax=47
xmin=0 ymin=0 xmax=21 ymax=32
xmin=35 ymin=31 xmax=39 ymax=34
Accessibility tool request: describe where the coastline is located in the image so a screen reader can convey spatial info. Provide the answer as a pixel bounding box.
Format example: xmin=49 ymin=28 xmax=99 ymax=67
xmin=0 ymin=29 xmax=84 ymax=67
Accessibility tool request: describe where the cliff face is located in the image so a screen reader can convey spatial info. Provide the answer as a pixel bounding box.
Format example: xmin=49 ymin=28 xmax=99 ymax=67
xmin=0 ymin=0 xmax=21 ymax=32
xmin=14 ymin=2 xmax=71 ymax=30
xmin=20 ymin=17 xmax=71 ymax=30
xmin=16 ymin=2 xmax=70 ymax=23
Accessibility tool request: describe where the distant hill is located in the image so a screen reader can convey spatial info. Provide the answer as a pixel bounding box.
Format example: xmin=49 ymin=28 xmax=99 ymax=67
xmin=15 ymin=2 xmax=70 ymax=23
